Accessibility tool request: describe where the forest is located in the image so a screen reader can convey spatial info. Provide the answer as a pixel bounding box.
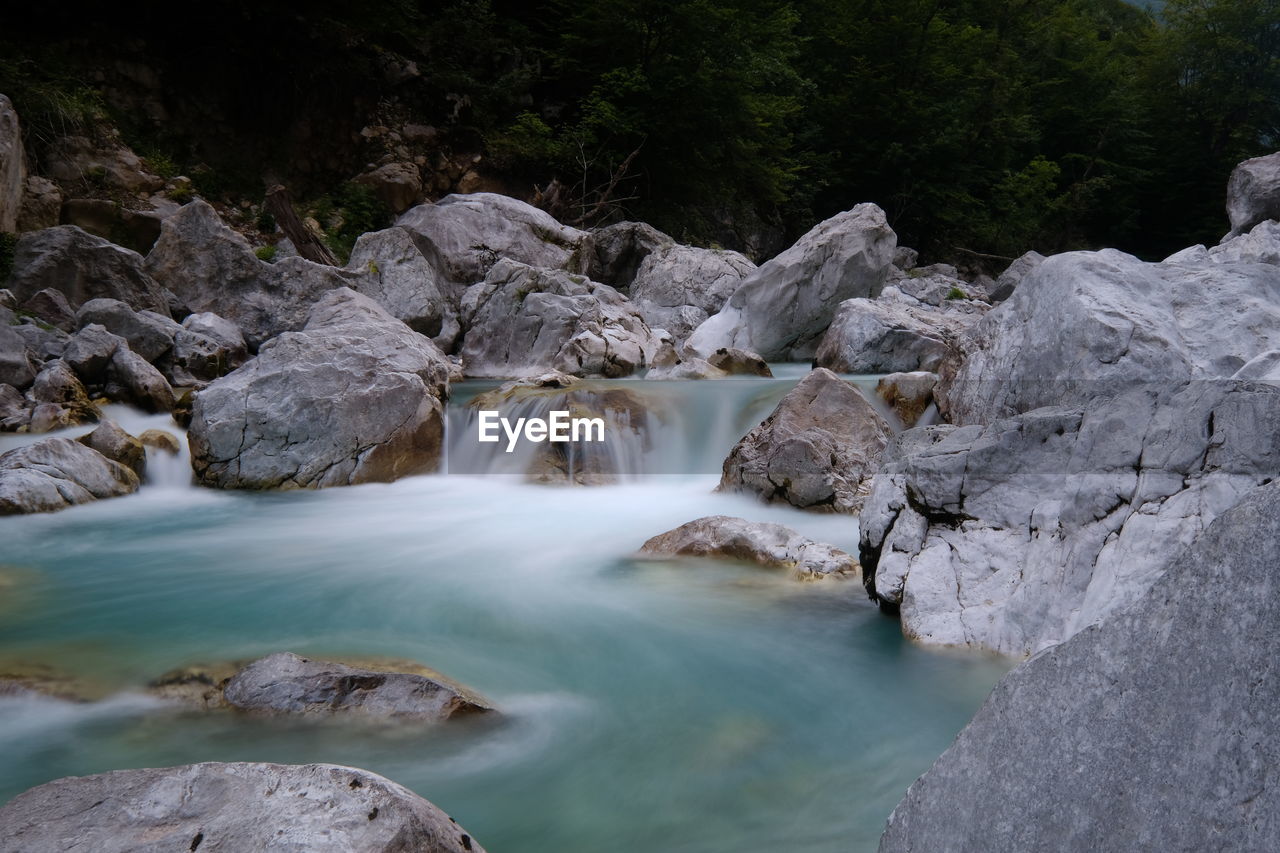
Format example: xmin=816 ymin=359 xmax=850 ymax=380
xmin=2 ymin=0 xmax=1278 ymax=262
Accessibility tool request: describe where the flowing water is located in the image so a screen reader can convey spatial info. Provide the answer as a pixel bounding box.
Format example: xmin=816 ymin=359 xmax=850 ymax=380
xmin=0 ymin=374 xmax=1007 ymax=852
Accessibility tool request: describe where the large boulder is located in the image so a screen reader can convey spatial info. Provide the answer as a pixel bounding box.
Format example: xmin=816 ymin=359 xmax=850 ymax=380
xmin=75 ymin=297 xmax=181 ymax=362
xmin=0 ymin=762 xmax=487 ymax=853
xmin=879 ymin=480 xmax=1280 ymax=852
xmin=942 ymin=248 xmax=1280 ymax=425
xmin=628 ymin=244 xmax=756 ymax=341
xmin=345 ymin=226 xmax=455 ymax=341
xmin=587 ymin=220 xmax=674 ymax=287
xmin=43 ymin=133 xmax=164 ymax=194
xmin=6 ymin=226 xmax=170 ymax=314
xmin=719 ymin=368 xmax=891 ymax=513
xmin=188 ymin=288 xmax=451 ymax=489
xmin=28 ymin=359 xmax=97 ymax=427
xmin=859 ymin=381 xmax=1280 ymax=656
xmin=459 ymin=259 xmax=658 ymax=378
xmin=397 ymin=192 xmax=589 ymax=283
xmin=145 ymin=201 xmax=348 ymax=348
xmin=638 ymin=515 xmax=858 ymax=579
xmin=0 ymin=93 xmax=25 ymax=233
xmin=104 ymin=347 xmax=175 ymax=413
xmin=686 ymin=204 xmax=896 ymax=360
xmin=989 ymin=250 xmax=1045 ymax=302
xmin=1225 ymin=150 xmax=1280 ymax=238
xmin=0 ymin=437 xmax=139 ymax=514
xmin=223 ymin=652 xmax=492 ymax=721
xmin=816 ymin=297 xmax=967 ymax=374
xmin=170 ymin=312 xmax=249 ymax=385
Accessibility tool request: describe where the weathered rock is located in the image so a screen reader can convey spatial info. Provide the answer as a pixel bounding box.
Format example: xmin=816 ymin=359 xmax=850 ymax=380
xmin=892 ymin=246 xmax=919 ymax=271
xmin=860 ymin=381 xmax=1280 ymax=656
xmin=460 ymin=259 xmax=658 ymax=378
xmin=816 ymin=299 xmax=950 ymax=374
xmin=0 ymin=383 xmax=29 ymax=430
xmin=879 ymin=480 xmax=1280 ymax=853
xmin=76 ymin=297 xmax=181 ymax=361
xmin=28 ymin=402 xmax=77 ymax=433
xmin=0 ymin=323 xmax=37 ymax=389
xmin=20 ymin=288 xmax=76 ymax=331
xmin=638 ymin=515 xmax=858 ymax=579
xmin=78 ymin=420 xmax=146 ymax=477
xmin=61 ymin=323 xmax=125 ymax=383
xmin=28 ymin=359 xmax=97 ymax=425
xmin=719 ymin=368 xmax=891 ymax=513
xmin=645 ymin=342 xmax=726 ymax=380
xmin=587 ymin=220 xmax=674 ymax=288
xmin=189 ymin=288 xmax=451 ymax=489
xmin=706 ymin=347 xmax=772 ymax=377
xmin=398 ymin=192 xmax=589 ymax=283
xmin=1208 ymin=218 xmax=1280 ymax=266
xmin=17 ymin=175 xmax=61 ymax=232
xmin=0 ymin=289 xmax=13 ymax=309
xmin=943 ymin=248 xmax=1280 ymax=425
xmin=105 ymin=347 xmax=175 ymax=412
xmin=223 ymin=652 xmax=492 ymax=721
xmin=627 ymin=244 xmax=756 ymax=341
xmin=59 ymin=197 xmax=172 ymax=254
xmin=145 ymin=201 xmax=347 ymax=348
xmin=346 ymin=227 xmax=454 ymax=341
xmin=989 ymin=250 xmax=1045 ymax=302
xmin=10 ymin=320 xmax=69 ymax=361
xmin=43 ymin=133 xmax=164 ymax=193
xmin=6 ymin=226 xmax=170 ymax=314
xmin=355 ymin=162 xmax=423 ymax=213
xmin=0 ymin=437 xmax=139 ymax=514
xmin=876 ymin=371 xmax=937 ymax=427
xmin=687 ymin=204 xmax=896 ymax=360
xmin=1225 ymin=150 xmax=1280 ymax=238
xmin=0 ymin=762 xmax=487 ymax=853
xmin=138 ymin=428 xmax=181 ymax=455
xmin=0 ymin=93 xmax=25 ymax=233
xmin=888 ymin=270 xmax=984 ymax=306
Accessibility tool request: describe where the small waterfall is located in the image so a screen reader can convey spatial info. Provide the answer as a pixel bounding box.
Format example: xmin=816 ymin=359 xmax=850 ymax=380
xmin=445 ymin=370 xmax=897 ymax=482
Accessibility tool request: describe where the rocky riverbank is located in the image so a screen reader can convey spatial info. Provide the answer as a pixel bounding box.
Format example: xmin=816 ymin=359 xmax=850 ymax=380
xmin=5 ymin=75 xmax=1280 ymax=849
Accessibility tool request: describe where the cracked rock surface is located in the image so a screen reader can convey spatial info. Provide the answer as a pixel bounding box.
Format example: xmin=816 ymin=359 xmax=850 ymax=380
xmin=0 ymin=762 xmax=487 ymax=853
xmin=719 ymin=368 xmax=890 ymax=513
xmin=879 ymin=479 xmax=1280 ymax=852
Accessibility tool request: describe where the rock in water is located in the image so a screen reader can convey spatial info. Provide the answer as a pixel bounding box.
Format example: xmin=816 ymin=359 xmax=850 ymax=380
xmin=78 ymin=420 xmax=146 ymax=477
xmin=875 ymin=372 xmax=937 ymax=427
xmin=719 ymin=368 xmax=890 ymax=513
xmin=7 ymin=226 xmax=171 ymax=314
xmin=1225 ymin=150 xmax=1280 ymax=238
xmin=0 ymin=762 xmax=486 ymax=853
xmin=686 ymin=204 xmax=896 ymax=360
xmin=0 ymin=438 xmax=139 ymax=514
xmin=222 ymin=652 xmax=492 ymax=720
xmin=188 ymin=288 xmax=451 ymax=489
xmin=0 ymin=93 xmax=26 ymax=233
xmin=459 ymin=259 xmax=658 ymax=378
xmin=639 ymin=515 xmax=858 ymax=579
xmin=859 ymin=382 xmax=1280 ymax=656
xmin=397 ymin=191 xmax=589 ymax=283
xmin=879 ymin=480 xmax=1280 ymax=853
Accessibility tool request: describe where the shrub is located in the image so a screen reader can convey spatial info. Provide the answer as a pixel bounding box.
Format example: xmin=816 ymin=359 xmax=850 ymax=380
xmin=254 ymin=245 xmax=277 ymax=262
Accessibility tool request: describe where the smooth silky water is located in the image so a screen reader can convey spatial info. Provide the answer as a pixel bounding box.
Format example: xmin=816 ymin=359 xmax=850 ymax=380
xmin=0 ymin=372 xmax=1008 ymax=852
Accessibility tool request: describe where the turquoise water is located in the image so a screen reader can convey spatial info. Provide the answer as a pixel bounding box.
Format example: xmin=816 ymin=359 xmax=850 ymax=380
xmin=0 ymin=381 xmax=1007 ymax=852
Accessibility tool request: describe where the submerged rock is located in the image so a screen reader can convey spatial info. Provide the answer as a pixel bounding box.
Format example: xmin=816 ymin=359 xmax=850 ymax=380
xmin=859 ymin=382 xmax=1280 ymax=656
xmin=460 ymin=259 xmax=658 ymax=378
xmin=398 ymin=191 xmax=589 ymax=283
xmin=687 ymin=204 xmax=896 ymax=360
xmin=875 ymin=371 xmax=937 ymax=428
xmin=7 ymin=226 xmax=170 ymax=314
xmin=222 ymin=652 xmax=492 ymax=721
xmin=638 ymin=515 xmax=858 ymax=579
xmin=189 ymin=288 xmax=451 ymax=489
xmin=879 ymin=480 xmax=1280 ymax=852
xmin=0 ymin=762 xmax=487 ymax=853
xmin=719 ymin=368 xmax=890 ymax=513
xmin=0 ymin=437 xmax=139 ymax=514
